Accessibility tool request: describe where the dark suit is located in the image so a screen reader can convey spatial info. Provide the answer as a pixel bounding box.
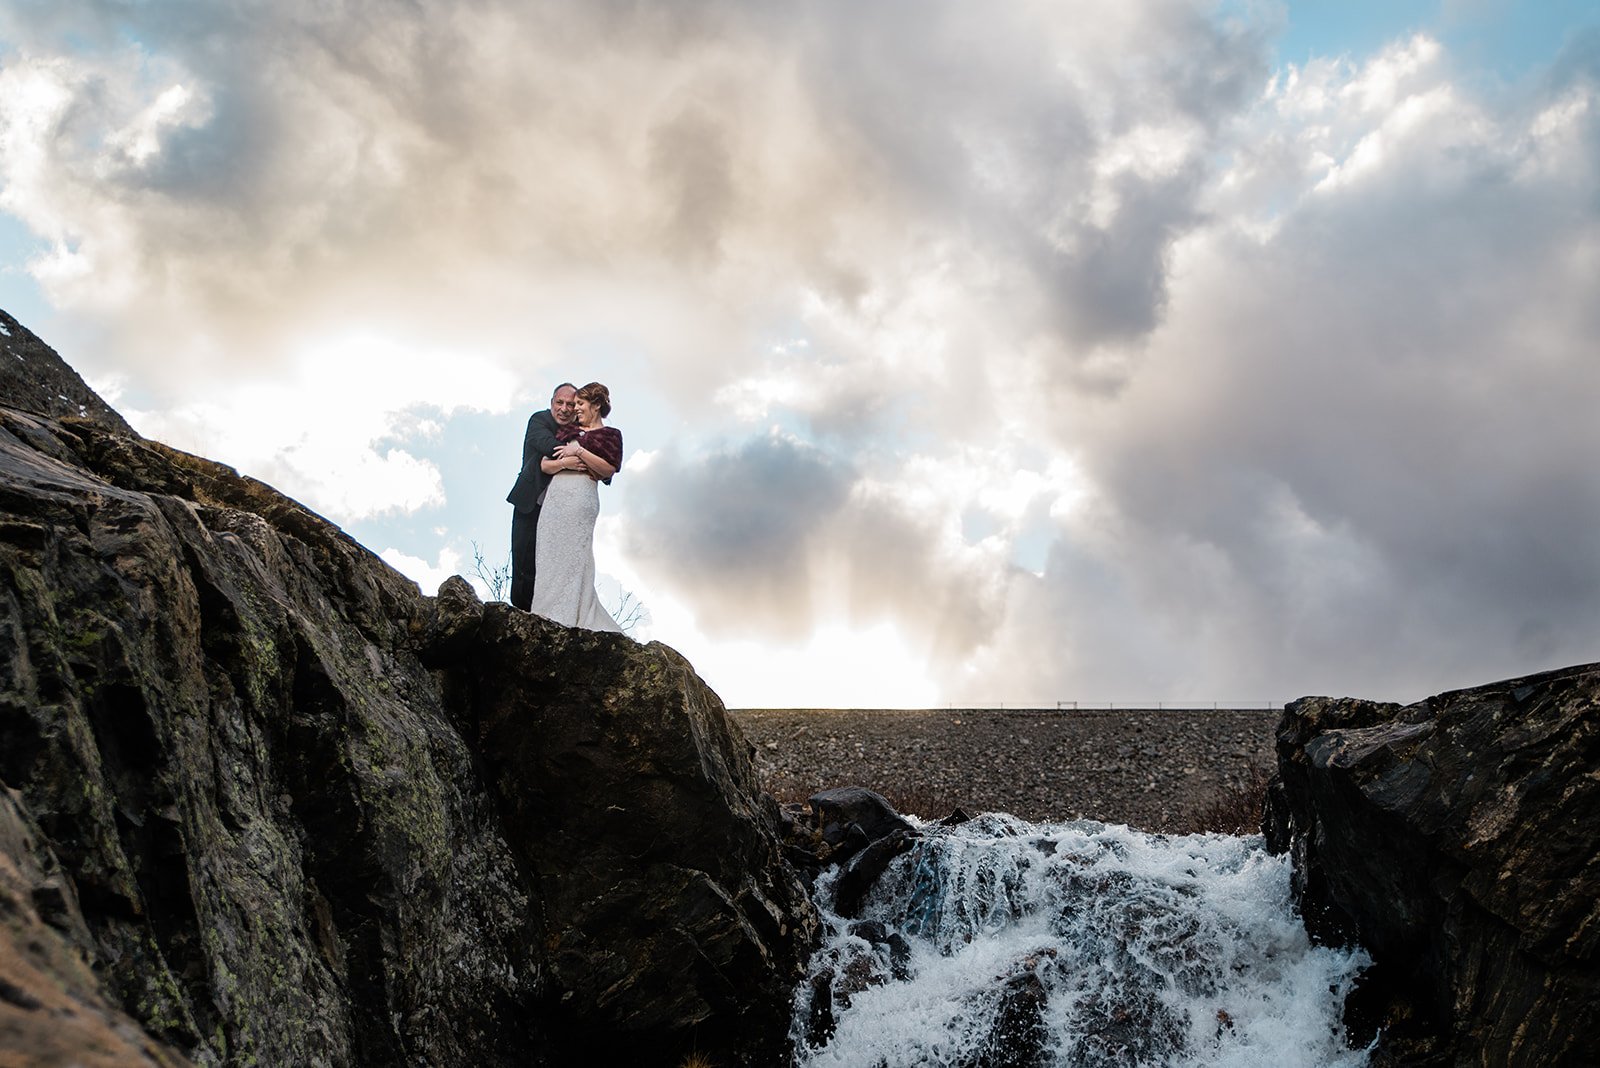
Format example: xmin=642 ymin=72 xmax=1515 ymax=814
xmin=506 ymin=409 xmax=561 ymax=610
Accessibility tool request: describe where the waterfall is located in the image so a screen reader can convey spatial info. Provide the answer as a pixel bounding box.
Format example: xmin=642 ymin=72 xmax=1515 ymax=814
xmin=792 ymin=814 xmax=1371 ymax=1067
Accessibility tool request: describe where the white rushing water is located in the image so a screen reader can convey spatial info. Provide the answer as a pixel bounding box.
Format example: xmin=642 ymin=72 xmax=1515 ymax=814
xmin=793 ymin=815 xmax=1372 ymax=1068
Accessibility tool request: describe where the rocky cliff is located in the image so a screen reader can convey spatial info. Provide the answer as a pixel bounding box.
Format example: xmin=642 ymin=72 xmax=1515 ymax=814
xmin=1266 ymin=662 xmax=1600 ymax=1067
xmin=0 ymin=308 xmax=817 ymax=1067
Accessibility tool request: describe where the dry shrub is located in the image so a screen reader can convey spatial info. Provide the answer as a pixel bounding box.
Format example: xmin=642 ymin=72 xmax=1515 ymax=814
xmin=879 ymin=782 xmax=966 ymax=822
xmin=759 ymin=774 xmax=963 ymax=823
xmin=1174 ymin=765 xmax=1274 ymax=835
xmin=760 ymin=773 xmax=818 ymax=807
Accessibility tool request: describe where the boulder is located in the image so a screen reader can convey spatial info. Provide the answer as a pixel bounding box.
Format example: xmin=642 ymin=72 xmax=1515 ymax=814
xmin=423 ymin=579 xmax=818 ymax=1062
xmin=776 ymin=785 xmax=920 ymax=910
xmin=809 ymin=786 xmax=916 ymax=860
xmin=1264 ymin=662 xmax=1600 ymax=1067
xmin=0 ymin=310 xmax=816 ymax=1067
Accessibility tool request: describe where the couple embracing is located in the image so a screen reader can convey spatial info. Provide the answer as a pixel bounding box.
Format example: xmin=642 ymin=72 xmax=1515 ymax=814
xmin=505 ymin=381 xmax=625 ymax=632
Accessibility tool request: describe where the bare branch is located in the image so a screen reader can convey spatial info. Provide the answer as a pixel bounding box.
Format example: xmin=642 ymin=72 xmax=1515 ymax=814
xmin=470 ymin=540 xmax=512 ymax=602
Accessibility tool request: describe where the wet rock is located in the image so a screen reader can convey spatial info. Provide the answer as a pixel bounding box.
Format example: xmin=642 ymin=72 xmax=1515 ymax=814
xmin=1067 ymin=990 xmax=1186 ymax=1068
xmin=775 ymin=785 xmax=920 ymax=898
xmin=832 ymin=828 xmax=918 ymax=918
xmin=802 ymin=970 xmax=839 ymax=1047
xmin=1265 ymin=662 xmax=1600 ymax=1067
xmin=963 ymin=967 xmax=1049 ymax=1068
xmin=0 ymin=311 xmax=816 ymax=1068
xmin=810 ymin=786 xmax=915 ymax=861
xmin=846 ymin=920 xmax=911 ymax=980
xmin=797 ymin=918 xmax=915 ymax=1048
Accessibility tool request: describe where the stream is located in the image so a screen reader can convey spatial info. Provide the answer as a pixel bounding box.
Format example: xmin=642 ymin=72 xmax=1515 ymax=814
xmin=792 ymin=814 xmax=1371 ymax=1067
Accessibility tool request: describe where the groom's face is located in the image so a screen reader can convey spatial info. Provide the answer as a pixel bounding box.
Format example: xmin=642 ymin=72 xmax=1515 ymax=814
xmin=551 ymin=387 xmax=578 ymax=425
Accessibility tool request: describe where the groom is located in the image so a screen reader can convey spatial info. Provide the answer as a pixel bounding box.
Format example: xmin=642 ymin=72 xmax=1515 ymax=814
xmin=506 ymin=382 xmax=578 ymax=610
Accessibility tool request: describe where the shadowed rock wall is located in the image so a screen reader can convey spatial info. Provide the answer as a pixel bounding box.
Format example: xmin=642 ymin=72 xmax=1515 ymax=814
xmin=425 ymin=578 xmax=816 ymax=1059
xmin=1266 ymin=663 xmax=1600 ymax=1067
xmin=0 ymin=311 xmax=815 ymax=1067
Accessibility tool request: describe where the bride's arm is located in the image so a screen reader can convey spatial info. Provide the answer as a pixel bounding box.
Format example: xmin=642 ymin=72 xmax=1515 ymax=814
xmin=554 ymin=430 xmax=620 ymax=480
xmin=570 ymin=443 xmax=616 ymax=481
xmin=541 ymin=451 xmax=585 ymax=475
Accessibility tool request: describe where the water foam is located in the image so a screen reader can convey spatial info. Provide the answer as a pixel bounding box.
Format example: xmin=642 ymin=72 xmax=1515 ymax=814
xmin=793 ymin=814 xmax=1371 ymax=1067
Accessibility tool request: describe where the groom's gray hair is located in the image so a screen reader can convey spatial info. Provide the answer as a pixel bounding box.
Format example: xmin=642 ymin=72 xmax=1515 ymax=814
xmin=550 ymin=382 xmax=577 ymax=399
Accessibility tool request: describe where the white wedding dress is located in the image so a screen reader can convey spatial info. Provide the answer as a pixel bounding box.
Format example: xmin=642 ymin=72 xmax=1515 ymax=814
xmin=530 ymin=471 xmax=621 ymax=632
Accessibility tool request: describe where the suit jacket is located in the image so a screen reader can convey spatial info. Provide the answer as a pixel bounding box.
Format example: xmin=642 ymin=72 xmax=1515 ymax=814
xmin=506 ymin=409 xmax=561 ymax=512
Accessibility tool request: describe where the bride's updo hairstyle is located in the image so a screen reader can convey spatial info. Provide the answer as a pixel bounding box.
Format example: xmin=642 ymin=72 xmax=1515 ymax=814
xmin=577 ymin=382 xmax=611 ymax=418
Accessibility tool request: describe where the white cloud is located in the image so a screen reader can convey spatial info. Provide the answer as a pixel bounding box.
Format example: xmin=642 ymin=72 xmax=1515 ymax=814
xmin=126 ymin=333 xmax=516 ymax=523
xmin=380 ymin=544 xmax=464 ymax=597
xmin=1342 ymin=34 xmax=1443 ymax=112
xmin=104 ymin=82 xmax=201 ymax=168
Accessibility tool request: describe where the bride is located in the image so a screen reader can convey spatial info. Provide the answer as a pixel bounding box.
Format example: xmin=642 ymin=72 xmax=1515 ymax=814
xmin=529 ymin=382 xmax=625 ymax=632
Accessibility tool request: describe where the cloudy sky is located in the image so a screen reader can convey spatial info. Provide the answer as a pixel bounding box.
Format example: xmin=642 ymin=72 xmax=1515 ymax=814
xmin=2 ymin=0 xmax=1596 ymax=708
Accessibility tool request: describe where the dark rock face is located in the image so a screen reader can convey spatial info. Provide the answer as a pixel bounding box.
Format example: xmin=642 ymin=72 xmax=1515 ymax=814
xmin=1265 ymin=662 xmax=1600 ymax=1067
xmin=0 ymin=311 xmax=816 ymax=1066
xmin=1 ymin=786 xmax=193 ymax=1066
xmin=0 ymin=393 xmax=543 ymax=1066
xmin=0 ymin=308 xmax=132 ymax=434
xmin=423 ymin=578 xmax=817 ymax=1062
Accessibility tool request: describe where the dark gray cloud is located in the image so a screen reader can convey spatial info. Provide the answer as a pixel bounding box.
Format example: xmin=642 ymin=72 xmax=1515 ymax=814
xmin=1004 ymin=55 xmax=1600 ymax=702
xmin=622 ymin=431 xmax=1009 ymax=656
xmin=783 ymin=1 xmax=1268 ymax=357
xmin=623 ymin=434 xmax=855 ymax=639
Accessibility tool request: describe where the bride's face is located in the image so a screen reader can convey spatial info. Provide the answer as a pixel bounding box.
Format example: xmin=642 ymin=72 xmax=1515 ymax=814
xmin=574 ymin=396 xmax=598 ymax=425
